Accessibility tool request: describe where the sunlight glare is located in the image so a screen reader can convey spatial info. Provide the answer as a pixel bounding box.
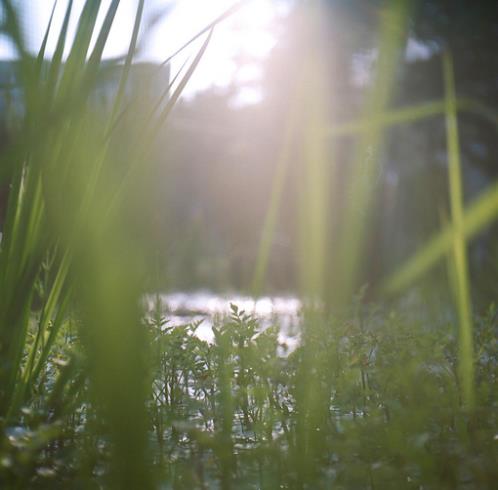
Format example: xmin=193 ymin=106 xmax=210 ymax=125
xmin=151 ymin=0 xmax=281 ymax=99
xmin=5 ymin=0 xmax=284 ymax=102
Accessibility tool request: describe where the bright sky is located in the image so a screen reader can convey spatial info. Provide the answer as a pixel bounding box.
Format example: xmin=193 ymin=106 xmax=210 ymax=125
xmin=1 ymin=0 xmax=290 ymax=101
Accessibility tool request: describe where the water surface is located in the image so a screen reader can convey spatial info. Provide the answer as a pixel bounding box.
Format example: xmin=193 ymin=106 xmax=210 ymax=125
xmin=148 ymin=290 xmax=302 ymax=348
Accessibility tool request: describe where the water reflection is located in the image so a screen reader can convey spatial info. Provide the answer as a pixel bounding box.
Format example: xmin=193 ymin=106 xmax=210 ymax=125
xmin=147 ymin=290 xmax=302 ymax=351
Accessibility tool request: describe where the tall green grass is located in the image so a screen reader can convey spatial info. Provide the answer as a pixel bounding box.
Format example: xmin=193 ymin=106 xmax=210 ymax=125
xmin=0 ymin=0 xmax=243 ymax=486
xmin=251 ymin=1 xmax=498 ymax=412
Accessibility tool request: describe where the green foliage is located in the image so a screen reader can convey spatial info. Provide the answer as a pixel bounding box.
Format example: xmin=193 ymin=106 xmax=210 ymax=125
xmin=2 ymin=301 xmax=496 ymax=488
xmin=0 ymin=0 xmax=240 ymax=487
xmin=0 ymin=0 xmax=497 ymax=488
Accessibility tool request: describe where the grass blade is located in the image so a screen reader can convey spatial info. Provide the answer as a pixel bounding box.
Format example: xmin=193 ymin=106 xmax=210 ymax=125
xmin=46 ymin=0 xmax=73 ymax=104
xmin=443 ymin=50 xmax=474 ymax=408
xmin=382 ymin=179 xmax=498 ymax=294
xmin=251 ymin=83 xmax=301 ymax=296
xmin=330 ymin=0 xmax=410 ymax=306
xmin=160 ymin=0 xmax=247 ymax=68
xmin=35 ymin=0 xmax=57 ymax=77
xmin=108 ymin=0 xmax=144 ymax=126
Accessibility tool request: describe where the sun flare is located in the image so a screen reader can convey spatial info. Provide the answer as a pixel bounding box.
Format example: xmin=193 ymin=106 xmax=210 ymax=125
xmin=151 ymin=0 xmax=282 ymax=97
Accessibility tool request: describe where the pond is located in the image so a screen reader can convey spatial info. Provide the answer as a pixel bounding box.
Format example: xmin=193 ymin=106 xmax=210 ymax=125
xmin=146 ymin=290 xmax=302 ymax=349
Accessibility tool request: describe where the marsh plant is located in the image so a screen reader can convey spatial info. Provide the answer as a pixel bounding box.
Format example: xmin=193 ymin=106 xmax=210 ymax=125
xmin=0 ymin=0 xmax=497 ymax=488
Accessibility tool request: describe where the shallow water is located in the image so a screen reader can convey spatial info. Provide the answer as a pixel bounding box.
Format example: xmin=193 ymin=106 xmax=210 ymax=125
xmin=147 ymin=290 xmax=302 ymax=348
